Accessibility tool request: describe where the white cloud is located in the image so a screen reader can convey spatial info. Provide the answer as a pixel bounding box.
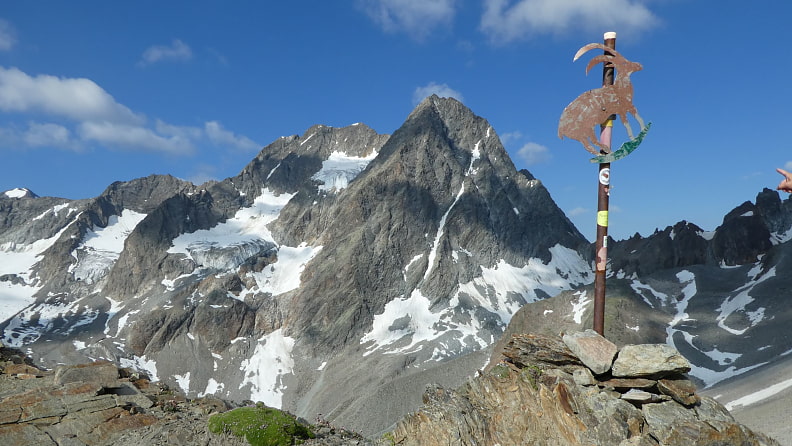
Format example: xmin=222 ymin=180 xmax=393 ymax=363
xmin=517 ymin=141 xmax=550 ymax=165
xmin=784 ymin=161 xmax=792 ymax=171
xmin=480 ymin=0 xmax=658 ymax=43
xmin=79 ymin=121 xmax=194 ymax=155
xmin=413 ymin=82 xmax=464 ymax=105
xmin=0 ymin=67 xmax=143 ymax=124
xmin=358 ymin=0 xmax=457 ymax=39
xmin=205 ymin=121 xmax=260 ymax=151
xmin=0 ymin=121 xmax=80 ymax=151
xmin=23 ymin=122 xmax=72 ymax=148
xmin=155 ymin=119 xmax=203 ymax=140
xmin=140 ymin=39 xmax=193 ymax=65
xmin=0 ymin=67 xmax=260 ymax=156
xmin=0 ymin=19 xmax=16 ymax=51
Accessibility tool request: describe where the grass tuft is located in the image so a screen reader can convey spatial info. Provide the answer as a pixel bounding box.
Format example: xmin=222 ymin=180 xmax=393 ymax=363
xmin=208 ymin=405 xmax=315 ymax=446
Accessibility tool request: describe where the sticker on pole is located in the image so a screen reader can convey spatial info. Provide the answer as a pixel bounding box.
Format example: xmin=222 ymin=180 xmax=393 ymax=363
xmin=599 ymin=168 xmax=611 ymax=185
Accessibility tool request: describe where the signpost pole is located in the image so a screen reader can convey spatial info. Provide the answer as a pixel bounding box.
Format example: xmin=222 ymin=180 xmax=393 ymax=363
xmin=592 ymin=31 xmax=617 ymax=336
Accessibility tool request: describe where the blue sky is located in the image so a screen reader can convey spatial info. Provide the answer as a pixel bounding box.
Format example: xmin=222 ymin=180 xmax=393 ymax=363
xmin=1 ymin=1 xmax=790 ymax=241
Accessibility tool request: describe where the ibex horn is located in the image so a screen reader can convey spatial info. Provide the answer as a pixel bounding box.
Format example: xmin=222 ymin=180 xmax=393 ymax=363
xmin=572 ymin=43 xmax=621 ymax=62
xmin=585 ymin=55 xmax=616 ymax=75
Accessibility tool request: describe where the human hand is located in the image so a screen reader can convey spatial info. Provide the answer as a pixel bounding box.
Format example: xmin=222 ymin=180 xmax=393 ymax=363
xmin=777 ymin=168 xmax=792 ymax=193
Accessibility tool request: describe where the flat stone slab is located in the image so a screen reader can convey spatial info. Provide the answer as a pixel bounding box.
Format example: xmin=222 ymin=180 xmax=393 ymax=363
xmin=612 ymin=344 xmax=691 ymax=378
xmin=620 ymin=389 xmax=657 ymax=404
xmin=0 ymin=423 xmax=56 ymax=446
xmin=562 ymin=329 xmax=618 ymax=375
xmin=502 ymin=334 xmax=583 ymax=372
xmin=55 ymin=361 xmax=119 ymax=387
xmin=657 ymin=378 xmax=699 ymax=406
xmin=598 ymin=378 xmax=657 ymax=390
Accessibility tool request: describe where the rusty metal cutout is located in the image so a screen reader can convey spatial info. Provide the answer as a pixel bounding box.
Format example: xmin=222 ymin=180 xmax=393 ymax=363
xmin=558 ymin=43 xmax=646 ymax=155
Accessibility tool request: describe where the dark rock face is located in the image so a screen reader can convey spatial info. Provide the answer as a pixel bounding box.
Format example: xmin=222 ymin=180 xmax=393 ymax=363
xmin=712 ymin=201 xmax=773 ymax=266
xmin=610 ymin=188 xmax=792 ymax=274
xmin=609 ymin=221 xmax=710 ymax=275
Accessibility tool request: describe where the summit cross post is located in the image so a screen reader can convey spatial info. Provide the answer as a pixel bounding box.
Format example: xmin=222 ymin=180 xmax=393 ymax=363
xmin=557 ymin=32 xmax=650 ymax=338
xmin=592 ymin=32 xmax=617 ymax=336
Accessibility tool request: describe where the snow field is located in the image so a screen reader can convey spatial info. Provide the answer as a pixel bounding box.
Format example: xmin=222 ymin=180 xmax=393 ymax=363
xmin=312 ymin=150 xmax=377 ymax=192
xmin=239 ymin=329 xmax=295 ymax=408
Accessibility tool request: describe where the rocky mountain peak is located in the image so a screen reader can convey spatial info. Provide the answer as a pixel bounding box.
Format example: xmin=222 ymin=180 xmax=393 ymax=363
xmin=2 ymin=188 xmax=38 ymax=199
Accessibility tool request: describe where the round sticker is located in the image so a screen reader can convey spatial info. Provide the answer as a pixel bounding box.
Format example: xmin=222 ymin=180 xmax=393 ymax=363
xmin=599 ymin=168 xmax=611 ymax=185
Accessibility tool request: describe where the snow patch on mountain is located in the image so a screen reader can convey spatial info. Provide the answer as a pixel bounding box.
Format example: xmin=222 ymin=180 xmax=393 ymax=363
xmin=243 ymin=244 xmax=322 ymax=297
xmin=716 ymin=264 xmax=773 ymax=335
xmin=361 ymin=289 xmax=442 ymax=356
xmin=0 ymin=222 xmax=75 ymax=322
xmin=361 ymin=244 xmax=590 ymax=357
xmin=571 ymin=290 xmax=590 ymax=324
xmin=168 ymin=187 xmax=322 ymax=298
xmin=470 ymin=245 xmax=591 ymax=314
xmin=724 ymin=377 xmax=792 ymax=410
xmin=174 ymin=371 xmax=191 ymax=393
xmin=3 ymin=295 xmax=98 ymax=347
xmin=629 ymin=280 xmax=667 ymax=308
xmin=239 ymin=328 xmax=295 ymax=408
xmin=425 ymin=184 xmax=465 ymax=281
xmin=312 ymin=150 xmax=377 ymax=192
xmin=170 ymin=188 xmax=293 ymax=259
xmin=424 ymin=143 xmax=480 ymax=280
xmin=660 ymin=269 xmax=768 ymax=388
xmin=69 ymin=210 xmax=147 ymax=284
xmin=199 ymin=378 xmax=225 ymax=398
xmin=666 ymin=270 xmax=696 ymax=349
xmin=169 ymin=188 xmax=313 ymax=280
xmin=119 ymin=355 xmax=159 ymax=381
xmin=33 ymin=202 xmax=77 ymax=221
xmin=3 ymin=188 xmax=31 ymax=198
xmin=85 ymin=210 xmax=146 ymax=252
xmin=0 ymin=282 xmax=38 ymax=327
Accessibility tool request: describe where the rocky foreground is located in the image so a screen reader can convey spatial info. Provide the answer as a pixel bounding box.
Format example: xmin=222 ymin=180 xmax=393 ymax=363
xmin=0 ymin=344 xmax=365 ymax=445
xmin=0 ymin=332 xmax=782 ymax=445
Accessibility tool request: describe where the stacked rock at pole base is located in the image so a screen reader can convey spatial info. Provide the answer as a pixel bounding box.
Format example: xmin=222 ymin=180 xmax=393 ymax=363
xmin=385 ymin=331 xmax=780 ymax=446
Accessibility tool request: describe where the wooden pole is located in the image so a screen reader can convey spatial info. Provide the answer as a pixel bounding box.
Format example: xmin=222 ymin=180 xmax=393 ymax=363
xmin=593 ymin=31 xmax=616 ymax=336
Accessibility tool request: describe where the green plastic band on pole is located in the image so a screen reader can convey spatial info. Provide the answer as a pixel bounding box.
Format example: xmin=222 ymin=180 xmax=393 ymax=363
xmin=590 ymin=122 xmax=651 ymax=163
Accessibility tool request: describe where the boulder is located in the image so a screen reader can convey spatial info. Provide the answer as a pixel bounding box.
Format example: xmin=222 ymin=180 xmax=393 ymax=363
xmin=55 ymin=361 xmax=119 ymax=388
xmin=502 ymin=333 xmax=583 ymax=372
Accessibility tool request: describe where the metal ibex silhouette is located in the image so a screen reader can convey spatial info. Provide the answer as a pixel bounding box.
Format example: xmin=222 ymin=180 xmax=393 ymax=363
xmin=558 ymin=43 xmax=646 ymax=155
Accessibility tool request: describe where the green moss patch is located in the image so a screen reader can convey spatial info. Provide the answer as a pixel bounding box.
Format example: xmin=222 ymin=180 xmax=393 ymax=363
xmin=208 ymin=405 xmax=315 ymax=446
